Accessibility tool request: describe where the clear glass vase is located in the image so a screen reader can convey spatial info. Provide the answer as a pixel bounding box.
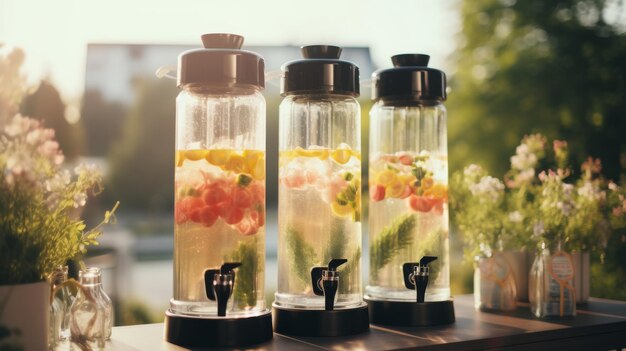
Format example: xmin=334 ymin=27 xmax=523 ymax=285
xmin=70 ymin=267 xmax=113 ymax=350
xmin=49 ymin=266 xmax=73 ymax=349
xmin=529 ymin=244 xmax=576 ymax=318
xmin=474 ymin=252 xmax=517 ymax=311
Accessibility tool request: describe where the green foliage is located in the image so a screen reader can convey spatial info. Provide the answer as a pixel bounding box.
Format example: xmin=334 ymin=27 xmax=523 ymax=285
xmin=448 ymin=0 xmax=626 ymax=182
xmin=369 ymin=213 xmax=417 ymax=279
xmin=322 ymin=220 xmax=347 ymax=264
xmin=107 ymin=79 xmax=177 ymax=211
xmin=284 ymin=227 xmax=317 ymax=288
xmin=230 ymin=239 xmax=262 ymax=309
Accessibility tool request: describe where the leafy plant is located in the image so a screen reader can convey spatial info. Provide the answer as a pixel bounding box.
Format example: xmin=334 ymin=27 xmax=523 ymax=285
xmin=286 ymin=225 xmax=360 ymax=294
xmin=285 ymin=227 xmax=317 ymax=288
xmin=369 ymin=213 xmax=417 ymax=279
xmin=0 ymin=47 xmax=117 ymax=285
xmin=451 ymin=134 xmax=626 ymax=261
xmin=230 ymin=239 xmax=261 ymax=309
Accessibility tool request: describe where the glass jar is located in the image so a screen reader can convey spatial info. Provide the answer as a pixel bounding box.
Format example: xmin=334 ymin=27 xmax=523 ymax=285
xmin=49 ymin=266 xmax=73 ymax=349
xmin=170 ymin=34 xmax=267 ymax=317
xmin=70 ymin=267 xmax=113 ymax=350
xmin=474 ymin=252 xmax=517 ymax=311
xmin=366 ymin=54 xmax=450 ymax=303
xmin=274 ymin=45 xmax=363 ymax=310
xmin=529 ymin=243 xmax=576 ymax=318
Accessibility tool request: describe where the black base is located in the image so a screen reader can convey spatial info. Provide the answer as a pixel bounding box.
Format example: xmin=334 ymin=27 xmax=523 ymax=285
xmin=273 ymin=303 xmax=369 ymax=337
xmin=164 ymin=309 xmax=273 ymax=348
xmin=365 ymin=295 xmax=455 ymax=327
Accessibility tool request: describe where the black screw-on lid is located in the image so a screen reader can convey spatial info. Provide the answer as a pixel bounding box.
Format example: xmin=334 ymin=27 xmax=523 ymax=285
xmin=281 ymin=45 xmax=359 ymax=97
xmin=177 ymin=33 xmax=265 ymax=89
xmin=372 ymin=54 xmax=446 ymax=101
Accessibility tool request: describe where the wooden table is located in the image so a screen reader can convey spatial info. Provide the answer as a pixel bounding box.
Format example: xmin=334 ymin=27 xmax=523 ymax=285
xmin=110 ymin=295 xmax=626 ymax=350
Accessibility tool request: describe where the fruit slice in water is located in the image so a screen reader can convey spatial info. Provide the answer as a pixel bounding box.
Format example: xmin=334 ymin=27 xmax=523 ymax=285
xmin=206 ymin=149 xmax=231 ymax=166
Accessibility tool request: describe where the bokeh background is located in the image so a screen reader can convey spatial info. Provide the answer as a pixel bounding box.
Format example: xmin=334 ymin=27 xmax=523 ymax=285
xmin=1 ymin=0 xmax=625 ymax=325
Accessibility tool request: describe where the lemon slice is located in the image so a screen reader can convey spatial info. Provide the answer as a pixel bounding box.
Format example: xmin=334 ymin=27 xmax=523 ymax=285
xmin=331 ymin=149 xmax=352 ymax=164
xmin=432 ymin=184 xmax=448 ymax=199
xmin=331 ymin=201 xmax=353 ymax=218
xmin=175 ymin=150 xmax=185 ymax=167
xmin=206 ymin=149 xmax=231 ymax=166
xmin=251 ymin=159 xmax=266 ymax=180
xmin=185 ymin=150 xmax=207 ymax=161
xmin=296 ymin=147 xmax=330 ymax=160
xmin=225 ymin=154 xmax=246 ymax=173
xmin=375 ymin=169 xmax=398 ymax=187
xmin=243 ymin=150 xmax=263 ymax=175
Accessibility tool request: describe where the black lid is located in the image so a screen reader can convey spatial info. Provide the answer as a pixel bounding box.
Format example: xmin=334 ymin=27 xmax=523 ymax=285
xmin=281 ymin=45 xmax=359 ymax=97
xmin=177 ymin=33 xmax=264 ymax=89
xmin=372 ymin=54 xmax=446 ymax=101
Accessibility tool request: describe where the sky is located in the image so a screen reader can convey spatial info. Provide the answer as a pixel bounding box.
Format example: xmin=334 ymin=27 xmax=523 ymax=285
xmin=0 ymin=0 xmax=459 ymax=101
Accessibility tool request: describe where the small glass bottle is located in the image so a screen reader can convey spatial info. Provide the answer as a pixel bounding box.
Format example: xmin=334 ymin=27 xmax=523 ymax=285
xmin=49 ymin=266 xmax=73 ymax=349
xmin=474 ymin=252 xmax=517 ymax=311
xmin=529 ymin=242 xmax=576 ymax=318
xmin=70 ymin=267 xmax=113 ymax=350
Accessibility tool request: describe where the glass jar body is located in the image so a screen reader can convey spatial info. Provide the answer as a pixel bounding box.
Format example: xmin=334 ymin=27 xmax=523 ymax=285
xmin=70 ymin=268 xmax=113 ymax=350
xmin=172 ymin=85 xmax=267 ymax=317
xmin=275 ymin=94 xmax=363 ymax=309
xmin=474 ymin=252 xmax=517 ymax=311
xmin=529 ymin=245 xmax=576 ymax=318
xmin=366 ymin=100 xmax=450 ymax=302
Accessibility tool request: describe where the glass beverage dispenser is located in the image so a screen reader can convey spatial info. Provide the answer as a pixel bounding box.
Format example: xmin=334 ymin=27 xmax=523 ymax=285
xmin=365 ymin=54 xmax=455 ymax=326
xmin=272 ymin=45 xmax=369 ymax=336
xmin=164 ymin=33 xmax=272 ymax=348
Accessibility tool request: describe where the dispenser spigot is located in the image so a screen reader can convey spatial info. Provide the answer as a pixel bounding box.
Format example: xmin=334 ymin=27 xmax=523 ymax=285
xmin=311 ymin=259 xmax=347 ymax=311
xmin=403 ymin=256 xmax=437 ymax=303
xmin=205 ymin=262 xmax=241 ymax=317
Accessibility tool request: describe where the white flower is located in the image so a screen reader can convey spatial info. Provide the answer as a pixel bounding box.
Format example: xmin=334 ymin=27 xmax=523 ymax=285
xmin=608 ymin=181 xmax=618 ymax=191
xmin=577 ymin=181 xmax=604 ymax=201
xmin=73 ymin=192 xmax=87 ymax=208
xmin=511 ymin=144 xmax=538 ymax=171
xmin=45 ymin=170 xmax=71 ymax=192
xmin=470 ymin=176 xmax=505 ymax=202
xmin=4 ymin=114 xmax=38 ymax=137
xmin=508 ymin=211 xmax=523 ymax=223
xmin=463 ymin=164 xmax=483 ymax=177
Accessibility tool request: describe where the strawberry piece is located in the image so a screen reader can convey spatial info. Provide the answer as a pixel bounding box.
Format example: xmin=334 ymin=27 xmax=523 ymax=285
xmin=178 ymin=196 xmax=204 ymax=215
xmin=174 ymin=203 xmax=188 ymax=224
xmin=189 ymin=208 xmax=202 ymax=223
xmin=237 ymin=217 xmax=259 ymax=235
xmin=202 ymin=186 xmax=230 ymax=207
xmin=398 ymin=154 xmax=413 ymax=166
xmin=409 ymin=195 xmax=434 ymax=212
xmin=370 ymin=184 xmax=386 ymax=202
xmin=220 ymin=206 xmax=245 ymax=225
xmin=250 ymin=209 xmax=266 ymax=227
xmin=232 ymin=187 xmax=253 ymax=208
xmin=199 ymin=206 xmax=219 ymax=227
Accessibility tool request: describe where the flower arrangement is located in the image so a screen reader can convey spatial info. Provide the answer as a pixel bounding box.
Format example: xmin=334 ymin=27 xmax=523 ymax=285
xmin=451 ymin=133 xmax=626 ymax=260
xmin=0 ymin=46 xmax=118 ymax=285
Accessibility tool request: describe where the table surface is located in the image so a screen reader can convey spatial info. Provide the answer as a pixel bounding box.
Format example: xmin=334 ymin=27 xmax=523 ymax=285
xmin=110 ymin=295 xmax=626 ymax=351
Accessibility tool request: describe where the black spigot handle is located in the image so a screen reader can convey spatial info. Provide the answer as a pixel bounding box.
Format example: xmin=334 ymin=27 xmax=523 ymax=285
xmin=415 ymin=271 xmax=428 ymax=303
xmin=403 ymin=256 xmax=437 ymax=303
xmin=323 ymin=276 xmax=338 ymax=311
xmin=311 ymin=258 xmax=347 ymax=311
xmin=204 ymin=262 xmax=241 ymax=317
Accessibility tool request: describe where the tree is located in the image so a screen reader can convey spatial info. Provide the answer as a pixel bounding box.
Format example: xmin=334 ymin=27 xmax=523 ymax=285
xmin=107 ymin=79 xmax=177 ymax=211
xmin=448 ymin=0 xmax=626 ymax=299
xmin=21 ymin=81 xmax=86 ymax=160
xmin=448 ymin=0 xmax=626 ymax=181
